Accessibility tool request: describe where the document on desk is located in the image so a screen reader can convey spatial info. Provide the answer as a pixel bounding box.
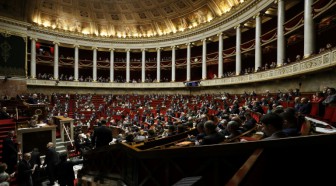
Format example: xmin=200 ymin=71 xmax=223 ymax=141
xmin=305 ymin=116 xmax=336 ymax=134
xmin=314 ymin=127 xmax=336 ymax=134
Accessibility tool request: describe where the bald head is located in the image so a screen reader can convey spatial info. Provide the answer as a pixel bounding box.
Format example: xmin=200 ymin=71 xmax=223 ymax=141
xmin=23 ymin=153 xmax=31 ymax=161
xmin=46 ymin=142 xmax=54 ymax=148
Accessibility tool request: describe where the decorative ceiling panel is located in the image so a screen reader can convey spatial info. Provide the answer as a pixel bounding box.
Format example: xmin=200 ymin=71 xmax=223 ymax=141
xmin=0 ymin=0 xmax=247 ymax=38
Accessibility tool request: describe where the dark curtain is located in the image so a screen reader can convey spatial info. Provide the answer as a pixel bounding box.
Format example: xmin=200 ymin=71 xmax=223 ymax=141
xmin=0 ymin=34 xmax=26 ymax=77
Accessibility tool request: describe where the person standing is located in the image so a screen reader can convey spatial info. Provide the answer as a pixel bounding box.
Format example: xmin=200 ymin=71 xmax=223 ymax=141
xmin=1 ymin=131 xmax=18 ymax=174
xmin=57 ymin=153 xmax=84 ymax=186
xmin=30 ymin=148 xmax=42 ymax=186
xmin=91 ymin=120 xmax=112 ymax=148
xmin=17 ymin=153 xmax=36 ymax=186
xmin=43 ymin=142 xmax=59 ymax=186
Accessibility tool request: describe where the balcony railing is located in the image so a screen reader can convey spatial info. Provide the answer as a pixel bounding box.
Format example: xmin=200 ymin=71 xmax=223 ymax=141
xmin=27 ymin=48 xmax=336 ymax=89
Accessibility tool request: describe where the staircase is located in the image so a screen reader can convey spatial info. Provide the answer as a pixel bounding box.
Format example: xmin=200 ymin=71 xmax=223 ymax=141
xmin=55 ymin=138 xmax=68 ymax=155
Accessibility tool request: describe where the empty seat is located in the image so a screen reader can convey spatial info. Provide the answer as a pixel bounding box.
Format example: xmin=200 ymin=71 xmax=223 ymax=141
xmin=322 ymin=106 xmax=336 ymax=122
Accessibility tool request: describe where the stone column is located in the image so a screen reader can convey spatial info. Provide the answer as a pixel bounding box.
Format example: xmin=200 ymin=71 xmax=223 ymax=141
xmin=171 ymin=46 xmax=176 ymax=82
xmin=141 ymin=49 xmax=146 ymax=83
xmin=186 ymin=43 xmax=191 ymax=81
xmin=235 ymin=25 xmax=241 ymax=75
xmin=53 ymin=42 xmax=59 ymax=80
xmin=126 ymin=49 xmax=130 ymax=83
xmin=92 ymin=47 xmax=97 ymax=82
xmin=304 ymin=0 xmax=315 ymax=58
xmin=277 ymin=0 xmax=285 ymax=66
xmin=218 ymin=33 xmax=223 ymax=78
xmin=202 ymin=39 xmax=207 ymax=80
xmin=255 ymin=13 xmax=262 ymax=71
xmin=30 ymin=38 xmax=37 ymax=79
xmin=156 ymin=48 xmax=161 ymax=82
xmin=74 ymin=45 xmax=79 ymax=81
xmin=109 ymin=48 xmax=114 ymax=82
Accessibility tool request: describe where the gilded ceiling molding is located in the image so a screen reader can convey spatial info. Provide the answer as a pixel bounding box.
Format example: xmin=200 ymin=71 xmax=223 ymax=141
xmin=0 ymin=0 xmax=273 ymax=49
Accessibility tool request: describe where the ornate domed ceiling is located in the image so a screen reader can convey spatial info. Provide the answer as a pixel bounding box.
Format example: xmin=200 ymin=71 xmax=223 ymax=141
xmin=0 ymin=0 xmax=246 ymax=38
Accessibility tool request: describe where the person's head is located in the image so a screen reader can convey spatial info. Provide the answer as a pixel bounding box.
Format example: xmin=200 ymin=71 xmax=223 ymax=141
xmin=2 ymin=107 xmax=7 ymax=112
xmin=294 ymin=97 xmax=300 ymax=103
xmin=284 ymin=107 xmax=296 ymax=116
xmin=46 ymin=142 xmax=54 ymax=148
xmin=227 ymin=121 xmax=240 ymax=134
xmin=32 ymin=147 xmax=39 ymax=153
xmin=327 ymin=88 xmax=336 ymax=96
xmin=300 ymin=97 xmax=308 ymax=104
xmin=280 ymin=111 xmax=298 ymax=129
xmin=23 ymin=153 xmax=31 ymax=161
xmin=260 ymin=113 xmax=284 ymax=137
xmin=231 ymin=116 xmax=242 ymax=125
xmin=0 ymin=163 xmax=7 ymax=173
xmin=8 ymin=130 xmax=14 ymax=138
xmin=273 ymin=105 xmax=284 ymax=114
xmin=217 ymin=119 xmax=228 ymax=130
xmin=100 ymin=119 xmax=107 ymax=126
xmin=204 ymin=120 xmax=217 ymax=135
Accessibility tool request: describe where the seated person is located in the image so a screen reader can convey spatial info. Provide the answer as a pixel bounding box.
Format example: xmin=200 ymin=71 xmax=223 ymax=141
xmin=226 ymin=121 xmax=242 ymax=140
xmin=260 ymin=113 xmax=288 ymax=140
xmin=27 ymin=94 xmax=38 ymax=104
xmin=200 ymin=120 xmax=225 ymax=145
xmin=75 ymin=133 xmax=92 ymax=157
xmin=298 ymin=97 xmax=311 ymax=116
xmin=322 ymin=87 xmax=336 ymax=106
xmin=29 ymin=115 xmax=39 ymax=127
xmin=241 ymin=112 xmax=257 ymax=132
xmin=280 ymin=111 xmax=300 ymax=137
xmin=0 ymin=107 xmax=11 ymax=119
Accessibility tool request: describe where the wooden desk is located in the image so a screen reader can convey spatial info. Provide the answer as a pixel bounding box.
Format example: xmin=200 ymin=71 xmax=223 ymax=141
xmin=54 ymin=116 xmax=74 ymax=142
xmin=16 ymin=124 xmax=56 ymax=155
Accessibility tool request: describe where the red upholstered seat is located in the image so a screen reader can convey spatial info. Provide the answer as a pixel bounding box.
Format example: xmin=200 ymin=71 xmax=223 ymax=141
xmin=322 ymin=106 xmax=336 ymax=122
xmin=309 ymin=102 xmax=319 ymax=117
xmin=330 ymin=108 xmax=336 ymax=123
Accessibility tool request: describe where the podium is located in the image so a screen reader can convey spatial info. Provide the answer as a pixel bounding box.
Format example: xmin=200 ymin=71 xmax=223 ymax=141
xmin=16 ymin=124 xmax=56 ymax=155
xmin=53 ymin=116 xmax=74 ymax=143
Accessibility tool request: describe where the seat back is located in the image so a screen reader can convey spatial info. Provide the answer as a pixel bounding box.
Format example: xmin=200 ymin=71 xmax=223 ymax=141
xmin=323 ymin=106 xmax=335 ymax=121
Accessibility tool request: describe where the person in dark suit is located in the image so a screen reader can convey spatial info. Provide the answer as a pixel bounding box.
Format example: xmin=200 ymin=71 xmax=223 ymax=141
xmin=1 ymin=130 xmax=18 ymax=174
xmin=0 ymin=107 xmax=11 ymax=119
xmin=91 ymin=120 xmax=112 ymax=148
xmin=57 ymin=153 xmax=84 ymax=186
xmin=43 ymin=142 xmax=60 ymax=186
xmin=201 ymin=120 xmax=225 ymax=145
xmin=298 ymin=97 xmax=311 ymax=116
xmin=75 ymin=133 xmax=92 ymax=158
xmin=27 ymin=94 xmax=38 ymax=104
xmin=30 ymin=148 xmax=42 ymax=186
xmin=17 ymin=153 xmax=36 ymax=186
xmin=261 ymin=113 xmax=288 ymax=140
